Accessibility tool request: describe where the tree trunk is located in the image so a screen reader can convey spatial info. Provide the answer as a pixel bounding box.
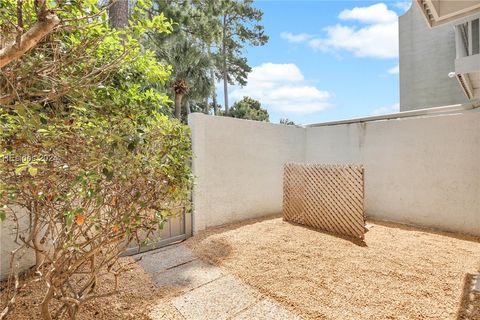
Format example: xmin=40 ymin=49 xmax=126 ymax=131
xmin=212 ymin=91 xmax=218 ymax=115
xmin=222 ymin=15 xmax=229 ymax=115
xmin=186 ymin=100 xmax=191 ymax=115
xmin=222 ymin=63 xmax=228 ymax=115
xmin=174 ymin=93 xmax=183 ymax=119
xmin=108 ymin=0 xmax=129 ymax=29
xmin=204 ymin=97 xmax=209 ymax=114
xmin=40 ymin=285 xmax=54 ymax=320
xmin=208 ymin=45 xmax=217 ymax=115
xmin=31 ymin=202 xmax=45 ymax=269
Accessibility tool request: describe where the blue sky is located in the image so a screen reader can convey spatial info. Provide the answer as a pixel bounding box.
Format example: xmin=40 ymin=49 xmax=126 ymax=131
xmin=217 ymin=0 xmax=412 ymax=124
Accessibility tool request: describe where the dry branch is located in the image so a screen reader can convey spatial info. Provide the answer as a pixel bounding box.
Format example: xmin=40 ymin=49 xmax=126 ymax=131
xmin=0 ymin=12 xmax=60 ymax=68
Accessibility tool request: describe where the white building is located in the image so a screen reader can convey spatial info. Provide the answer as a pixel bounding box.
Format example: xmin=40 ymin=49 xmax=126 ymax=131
xmin=399 ymin=0 xmax=480 ymax=111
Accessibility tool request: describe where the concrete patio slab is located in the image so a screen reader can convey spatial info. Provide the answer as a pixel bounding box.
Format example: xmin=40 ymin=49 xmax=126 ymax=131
xmin=232 ymin=298 xmax=301 ymax=320
xmin=137 ymin=244 xmax=197 ymax=274
xmin=172 ymin=275 xmax=262 ymax=320
xmin=149 ymin=299 xmax=185 ymax=320
xmin=151 ymin=259 xmax=224 ymax=291
xmin=137 ymin=243 xmax=303 ymax=319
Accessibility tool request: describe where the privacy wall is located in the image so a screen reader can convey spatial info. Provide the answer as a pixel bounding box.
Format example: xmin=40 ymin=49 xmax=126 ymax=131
xmin=189 ymin=109 xmax=480 ymax=236
xmin=189 ymin=113 xmax=304 ymax=233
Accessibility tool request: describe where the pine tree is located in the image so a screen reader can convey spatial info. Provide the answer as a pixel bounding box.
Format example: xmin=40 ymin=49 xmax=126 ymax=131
xmin=217 ymin=0 xmax=268 ymax=114
xmin=109 ymin=0 xmax=129 ymax=28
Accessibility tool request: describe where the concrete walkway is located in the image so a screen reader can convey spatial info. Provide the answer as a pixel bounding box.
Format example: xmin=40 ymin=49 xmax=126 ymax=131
xmin=135 ymin=244 xmax=301 ymax=320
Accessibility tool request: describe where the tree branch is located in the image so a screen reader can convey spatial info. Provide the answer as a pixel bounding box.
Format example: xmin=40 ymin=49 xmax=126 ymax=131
xmin=16 ymin=0 xmax=24 ymax=49
xmin=0 ymin=12 xmax=60 ymax=69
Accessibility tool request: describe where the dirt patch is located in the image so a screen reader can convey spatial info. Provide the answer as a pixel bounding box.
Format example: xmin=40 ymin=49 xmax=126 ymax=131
xmin=186 ymin=216 xmax=480 ymax=320
xmin=0 ymin=256 xmax=170 ymax=320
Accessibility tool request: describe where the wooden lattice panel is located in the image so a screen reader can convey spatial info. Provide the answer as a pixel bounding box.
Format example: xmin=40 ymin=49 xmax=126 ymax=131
xmin=283 ymin=164 xmax=366 ymax=239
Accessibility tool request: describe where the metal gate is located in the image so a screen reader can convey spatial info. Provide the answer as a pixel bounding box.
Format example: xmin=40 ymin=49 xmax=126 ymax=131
xmin=123 ymin=209 xmax=192 ymax=256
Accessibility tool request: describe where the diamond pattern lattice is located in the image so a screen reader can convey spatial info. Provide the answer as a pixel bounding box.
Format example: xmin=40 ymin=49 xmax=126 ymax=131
xmin=283 ymin=164 xmax=366 ymax=239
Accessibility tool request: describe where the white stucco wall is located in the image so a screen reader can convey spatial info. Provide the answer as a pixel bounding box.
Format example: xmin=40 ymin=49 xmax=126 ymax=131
xmin=305 ymin=110 xmax=480 ymax=236
xmin=190 ymin=109 xmax=480 ymax=236
xmin=2 ymin=110 xmax=478 ymax=280
xmin=188 ymin=113 xmax=304 ymax=233
xmin=0 ymin=208 xmax=36 ymax=280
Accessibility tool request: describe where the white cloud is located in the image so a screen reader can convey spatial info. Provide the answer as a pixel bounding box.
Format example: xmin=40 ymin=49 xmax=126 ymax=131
xmin=280 ymin=32 xmax=313 ymax=43
xmin=339 ymin=3 xmax=397 ymax=24
xmin=308 ymin=22 xmax=398 ymax=58
xmin=371 ymin=103 xmax=400 ymax=115
xmin=230 ymin=63 xmax=332 ymax=115
xmin=283 ymin=3 xmax=399 ymax=59
xmin=388 ymin=64 xmax=399 ymax=74
xmin=394 ymin=1 xmax=412 ymax=12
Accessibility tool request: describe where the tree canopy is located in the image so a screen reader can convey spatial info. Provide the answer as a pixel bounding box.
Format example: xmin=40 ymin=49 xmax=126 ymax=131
xmin=149 ymin=0 xmax=268 ymax=117
xmin=227 ymin=96 xmax=269 ymax=122
xmin=217 ymin=0 xmax=268 ymax=114
xmin=280 ymin=118 xmax=296 ymax=125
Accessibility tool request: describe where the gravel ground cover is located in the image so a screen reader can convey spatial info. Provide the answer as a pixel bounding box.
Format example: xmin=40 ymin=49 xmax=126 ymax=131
xmin=0 ymin=257 xmax=173 ymax=320
xmin=3 ymin=215 xmax=479 ymax=319
xmin=186 ymin=216 xmax=480 ymax=320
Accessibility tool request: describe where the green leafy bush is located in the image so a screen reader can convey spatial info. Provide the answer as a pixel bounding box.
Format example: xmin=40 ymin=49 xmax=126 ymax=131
xmin=0 ymin=0 xmax=192 ymax=318
xmin=0 ymin=106 xmax=192 ymax=318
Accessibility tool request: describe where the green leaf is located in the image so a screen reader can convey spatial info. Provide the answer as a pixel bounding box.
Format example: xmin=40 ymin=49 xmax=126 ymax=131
xmin=64 ymin=211 xmax=74 ymax=227
xmin=28 ymin=167 xmax=38 ymax=176
xmin=0 ymin=210 xmax=6 ymax=222
xmin=95 ymin=196 xmax=104 ymax=205
xmin=158 ymin=220 xmax=165 ymax=230
xmin=15 ymin=164 xmax=28 ymax=175
xmin=86 ymin=189 xmax=94 ymax=198
xmin=73 ymin=106 xmax=87 ymax=112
